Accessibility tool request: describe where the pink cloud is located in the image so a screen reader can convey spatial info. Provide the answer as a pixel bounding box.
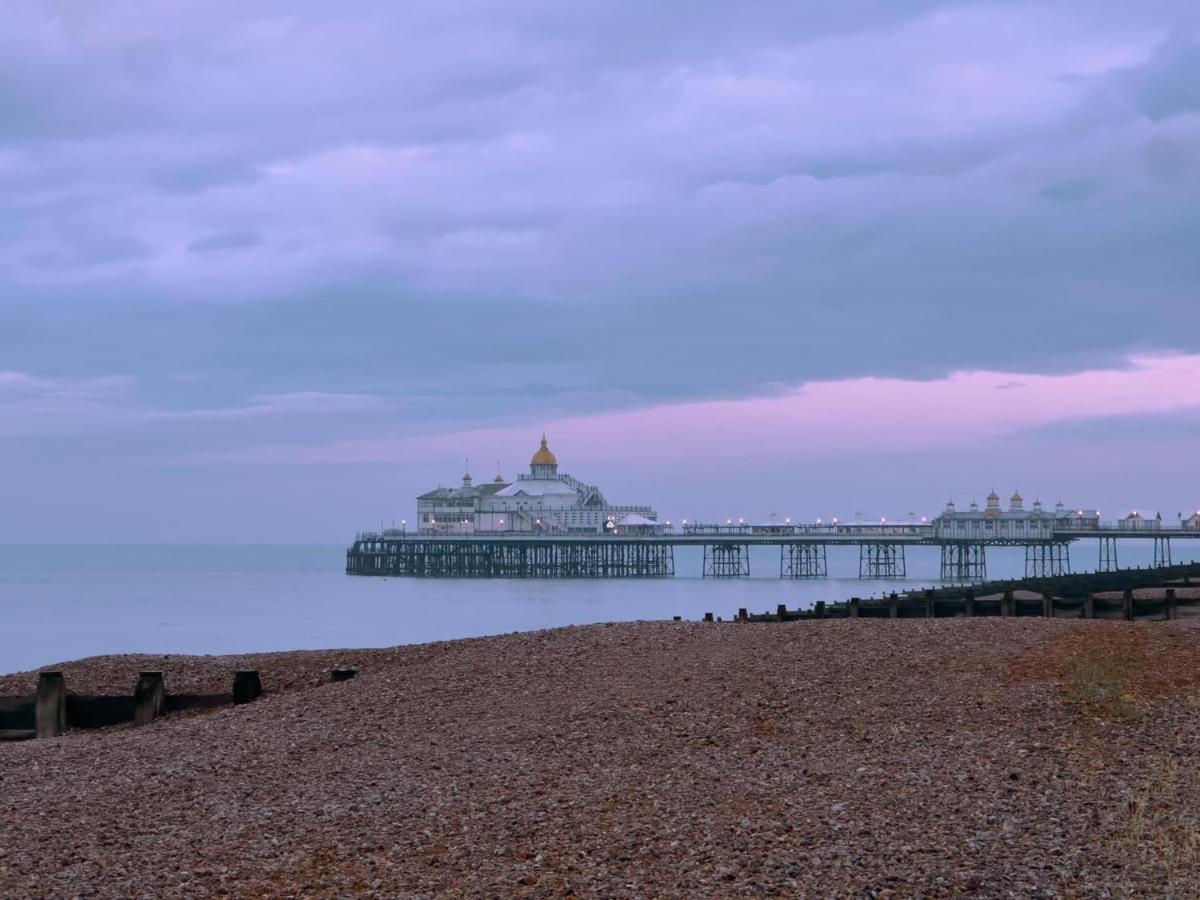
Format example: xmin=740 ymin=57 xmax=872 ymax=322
xmin=191 ymin=353 xmax=1200 ymax=466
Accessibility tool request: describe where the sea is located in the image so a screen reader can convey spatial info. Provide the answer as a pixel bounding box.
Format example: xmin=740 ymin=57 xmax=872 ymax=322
xmin=1 ymin=541 xmax=1192 ymax=674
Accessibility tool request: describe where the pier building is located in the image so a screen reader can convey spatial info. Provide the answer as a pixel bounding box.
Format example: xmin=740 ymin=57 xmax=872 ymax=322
xmin=932 ymin=491 xmax=1057 ymax=541
xmin=418 ymin=436 xmax=660 ymax=535
xmin=354 ymin=467 xmax=1197 ymax=581
xmin=416 ymin=470 xmax=510 ymax=534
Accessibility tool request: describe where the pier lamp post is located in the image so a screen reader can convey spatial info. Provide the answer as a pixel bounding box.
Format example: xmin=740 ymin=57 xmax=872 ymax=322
xmin=401 ymin=519 xmax=407 ymax=534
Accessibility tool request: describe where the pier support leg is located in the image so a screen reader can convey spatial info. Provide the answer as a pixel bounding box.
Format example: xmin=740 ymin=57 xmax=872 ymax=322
xmin=1099 ymin=537 xmax=1118 ymax=573
xmin=1024 ymin=542 xmax=1070 ymax=578
xmin=704 ymin=544 xmax=750 ymax=578
xmin=781 ymin=543 xmax=827 ymax=578
xmin=36 ymin=672 xmax=67 ymax=739
xmin=942 ymin=543 xmax=986 ymax=582
xmin=1154 ymin=537 xmax=1172 ymax=568
xmin=860 ymin=544 xmax=906 ymax=579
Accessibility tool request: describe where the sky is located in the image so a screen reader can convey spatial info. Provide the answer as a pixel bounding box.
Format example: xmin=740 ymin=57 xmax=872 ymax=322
xmin=2 ymin=1 xmax=1199 ymax=541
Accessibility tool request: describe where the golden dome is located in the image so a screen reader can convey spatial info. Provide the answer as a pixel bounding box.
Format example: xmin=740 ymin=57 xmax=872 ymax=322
xmin=530 ymin=435 xmax=557 ymax=467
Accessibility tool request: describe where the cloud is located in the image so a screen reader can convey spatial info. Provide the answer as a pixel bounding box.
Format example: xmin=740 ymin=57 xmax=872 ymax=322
xmin=187 ymin=230 xmax=263 ymax=254
xmin=1121 ymin=29 xmax=1200 ymax=121
xmin=0 ymin=374 xmax=392 ymax=437
xmin=1 ymin=1 xmax=1198 ymax=540
xmin=189 ymin=353 xmax=1200 ymax=465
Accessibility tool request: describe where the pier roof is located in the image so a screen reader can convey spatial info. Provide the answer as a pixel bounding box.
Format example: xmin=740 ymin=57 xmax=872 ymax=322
xmin=495 ymin=478 xmax=580 ymax=498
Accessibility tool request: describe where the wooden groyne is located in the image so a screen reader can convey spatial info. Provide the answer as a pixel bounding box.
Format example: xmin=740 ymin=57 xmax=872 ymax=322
xmin=0 ymin=669 xmax=262 ymax=741
xmin=729 ymin=562 xmax=1200 ymax=624
xmin=0 ymin=667 xmax=359 ymax=742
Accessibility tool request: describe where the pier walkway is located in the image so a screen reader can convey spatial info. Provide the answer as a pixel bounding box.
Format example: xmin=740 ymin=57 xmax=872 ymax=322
xmin=346 ymin=522 xmax=1200 ymax=580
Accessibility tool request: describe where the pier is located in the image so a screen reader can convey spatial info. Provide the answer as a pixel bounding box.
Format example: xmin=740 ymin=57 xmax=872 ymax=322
xmin=346 ymin=520 xmax=1200 ymax=580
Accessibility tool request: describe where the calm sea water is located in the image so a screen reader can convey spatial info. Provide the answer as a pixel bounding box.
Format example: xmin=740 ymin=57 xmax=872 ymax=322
xmin=1 ymin=541 xmax=1192 ymax=673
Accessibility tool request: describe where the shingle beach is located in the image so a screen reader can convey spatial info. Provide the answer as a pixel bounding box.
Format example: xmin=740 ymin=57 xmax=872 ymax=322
xmin=3 ymin=618 xmax=1199 ymax=897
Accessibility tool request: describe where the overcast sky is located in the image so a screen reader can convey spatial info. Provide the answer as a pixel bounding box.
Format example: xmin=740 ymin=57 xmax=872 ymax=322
xmin=3 ymin=1 xmax=1199 ymax=541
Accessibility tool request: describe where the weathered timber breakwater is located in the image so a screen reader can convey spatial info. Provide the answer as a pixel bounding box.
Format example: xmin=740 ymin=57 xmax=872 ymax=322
xmin=4 ymin=619 xmax=1200 ymax=895
xmin=735 ymin=561 xmax=1200 ymax=623
xmin=0 ymin=667 xmax=363 ymax=742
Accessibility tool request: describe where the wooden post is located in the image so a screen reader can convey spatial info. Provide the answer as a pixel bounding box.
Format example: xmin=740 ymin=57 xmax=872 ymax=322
xmin=848 ymin=597 xmax=860 ymax=618
xmin=814 ymin=601 xmax=826 ymax=619
xmin=737 ymin=608 xmax=747 ymax=623
xmin=1084 ymin=592 xmax=1095 ymax=619
xmin=1002 ymin=590 xmax=1014 ymax=617
xmin=703 ymin=612 xmax=714 ymax=623
xmin=330 ymin=667 xmax=358 ymax=683
xmin=233 ymin=670 xmax=262 ymax=705
xmin=887 ymin=593 xmax=898 ymax=619
xmin=133 ymin=671 xmax=164 ymax=725
xmin=777 ymin=603 xmax=788 ymax=622
xmin=1123 ymin=588 xmax=1134 ymax=622
xmin=926 ymin=589 xmax=936 ymax=619
xmin=35 ymin=671 xmax=66 ymax=739
xmin=964 ymin=590 xmax=976 ymax=618
xmin=1166 ymin=588 xmax=1177 ymax=621
xmin=1042 ymin=591 xmax=1054 ymax=618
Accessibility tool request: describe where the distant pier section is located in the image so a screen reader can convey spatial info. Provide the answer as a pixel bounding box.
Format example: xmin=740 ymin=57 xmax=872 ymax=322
xmin=347 ymin=437 xmax=1200 ymax=580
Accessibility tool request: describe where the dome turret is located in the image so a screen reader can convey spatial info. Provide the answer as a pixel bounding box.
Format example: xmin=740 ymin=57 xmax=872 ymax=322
xmin=531 ymin=435 xmax=557 ymax=467
xmin=984 ymin=489 xmax=1001 ymax=516
xmin=529 ymin=435 xmax=559 ymax=478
